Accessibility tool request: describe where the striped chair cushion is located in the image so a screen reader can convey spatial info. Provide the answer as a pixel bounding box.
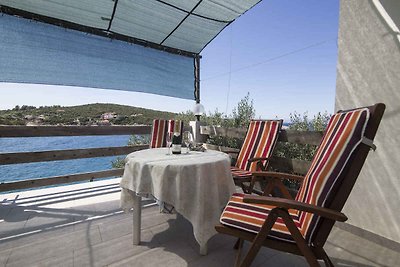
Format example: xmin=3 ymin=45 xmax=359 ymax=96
xmin=235 ymin=120 xmax=282 ymax=173
xmin=220 ymin=193 xmax=299 ymax=243
xmin=296 ymin=107 xmax=369 ymax=243
xmin=231 ymin=166 xmax=252 ymax=180
xmin=150 ymin=119 xmax=183 ymax=148
xmin=221 ymin=108 xmax=370 ymax=244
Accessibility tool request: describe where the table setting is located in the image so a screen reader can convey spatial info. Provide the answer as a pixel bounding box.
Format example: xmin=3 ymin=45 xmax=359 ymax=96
xmin=119 ymin=130 xmax=235 ymax=255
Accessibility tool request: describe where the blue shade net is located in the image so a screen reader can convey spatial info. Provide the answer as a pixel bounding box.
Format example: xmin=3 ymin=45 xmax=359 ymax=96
xmin=0 ymin=14 xmax=195 ymax=100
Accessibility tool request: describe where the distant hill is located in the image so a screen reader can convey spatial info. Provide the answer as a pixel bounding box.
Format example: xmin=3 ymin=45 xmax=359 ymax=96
xmin=0 ymin=103 xmax=178 ymax=126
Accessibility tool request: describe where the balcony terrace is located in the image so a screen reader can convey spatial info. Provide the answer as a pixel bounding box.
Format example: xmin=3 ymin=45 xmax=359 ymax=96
xmin=0 ymin=125 xmax=399 ymax=267
xmin=1 ymin=178 xmax=398 ymax=267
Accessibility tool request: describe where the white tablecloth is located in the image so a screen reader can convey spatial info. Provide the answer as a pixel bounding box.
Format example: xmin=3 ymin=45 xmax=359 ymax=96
xmin=120 ymin=148 xmax=235 ymax=249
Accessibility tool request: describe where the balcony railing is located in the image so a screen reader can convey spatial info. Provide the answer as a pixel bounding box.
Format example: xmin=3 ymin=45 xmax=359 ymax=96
xmin=201 ymin=125 xmax=323 ymax=175
xmin=0 ymin=124 xmax=323 ymax=193
xmin=0 ymin=125 xmax=151 ymax=192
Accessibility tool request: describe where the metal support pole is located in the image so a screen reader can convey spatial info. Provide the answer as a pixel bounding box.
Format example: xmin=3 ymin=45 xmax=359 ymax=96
xmin=132 ymin=193 xmax=142 ymax=245
xmin=194 ymin=55 xmax=200 ymax=103
xmin=194 ymin=55 xmax=201 ymax=121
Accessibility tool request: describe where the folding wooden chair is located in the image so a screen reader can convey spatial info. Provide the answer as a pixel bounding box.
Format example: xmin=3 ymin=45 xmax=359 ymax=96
xmin=149 ymin=119 xmax=183 ymax=213
xmin=216 ymin=103 xmax=385 ymax=267
xmin=231 ymin=120 xmax=282 ymax=193
xmin=150 ymin=119 xmax=183 ymax=148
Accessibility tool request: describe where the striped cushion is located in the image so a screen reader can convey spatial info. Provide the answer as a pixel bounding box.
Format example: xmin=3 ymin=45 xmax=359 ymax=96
xmin=235 ymin=120 xmax=282 ymax=172
xmin=296 ymin=107 xmax=369 ymax=243
xmin=221 ymin=108 xmax=370 ymax=244
xmin=220 ymin=193 xmax=299 ymax=243
xmin=231 ymin=166 xmax=252 ymax=180
xmin=150 ymin=119 xmax=183 ymax=148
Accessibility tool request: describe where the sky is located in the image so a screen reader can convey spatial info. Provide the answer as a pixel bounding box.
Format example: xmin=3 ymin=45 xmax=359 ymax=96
xmin=0 ymin=0 xmax=339 ymax=121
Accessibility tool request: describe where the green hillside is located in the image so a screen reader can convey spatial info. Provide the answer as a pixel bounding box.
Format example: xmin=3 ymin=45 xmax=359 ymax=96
xmin=0 ymin=103 xmax=179 ymax=126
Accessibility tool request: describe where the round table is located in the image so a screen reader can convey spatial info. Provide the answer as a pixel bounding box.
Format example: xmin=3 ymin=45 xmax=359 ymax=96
xmin=120 ymin=147 xmax=236 ymax=255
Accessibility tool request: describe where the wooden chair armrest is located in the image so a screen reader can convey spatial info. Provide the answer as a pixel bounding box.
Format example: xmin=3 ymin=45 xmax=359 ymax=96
xmin=243 ymin=195 xmax=348 ymax=222
xmin=252 ymin=171 xmax=305 ymax=181
xmin=247 ymin=157 xmax=269 ymax=163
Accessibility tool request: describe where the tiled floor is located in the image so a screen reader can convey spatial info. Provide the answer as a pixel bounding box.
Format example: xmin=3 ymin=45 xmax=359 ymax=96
xmin=0 ymin=179 xmax=399 ymax=266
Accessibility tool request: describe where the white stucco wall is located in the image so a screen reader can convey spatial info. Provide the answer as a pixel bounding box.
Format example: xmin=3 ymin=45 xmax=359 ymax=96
xmin=336 ymin=0 xmax=400 ymax=242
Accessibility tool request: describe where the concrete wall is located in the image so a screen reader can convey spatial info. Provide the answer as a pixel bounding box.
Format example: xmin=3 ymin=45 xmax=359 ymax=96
xmin=336 ymin=0 xmax=400 ymax=243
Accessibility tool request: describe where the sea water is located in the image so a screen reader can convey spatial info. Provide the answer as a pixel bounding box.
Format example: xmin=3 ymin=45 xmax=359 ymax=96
xmin=0 ymin=135 xmax=131 ymax=187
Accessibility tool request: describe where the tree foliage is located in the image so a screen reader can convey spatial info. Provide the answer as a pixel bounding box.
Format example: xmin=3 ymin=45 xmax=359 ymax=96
xmin=272 ymin=111 xmax=330 ymax=190
xmin=231 ymin=92 xmax=255 ymax=128
xmin=176 ymin=92 xmax=255 ymax=129
xmin=111 ymin=133 xmax=152 ymax=168
xmin=0 ymin=103 xmax=178 ymax=126
xmin=274 ymin=112 xmax=330 ymax=165
xmin=204 ymin=92 xmax=255 ymax=148
xmin=287 ymin=111 xmax=330 ymax=132
xmin=273 ymin=111 xmax=331 ymax=163
xmin=176 ymin=108 xmax=232 ymax=127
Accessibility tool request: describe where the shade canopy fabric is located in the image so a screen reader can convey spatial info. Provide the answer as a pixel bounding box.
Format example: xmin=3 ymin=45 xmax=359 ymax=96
xmin=0 ymin=0 xmax=260 ymax=100
xmin=0 ymin=14 xmax=195 ymax=99
xmin=0 ymin=0 xmax=260 ymax=54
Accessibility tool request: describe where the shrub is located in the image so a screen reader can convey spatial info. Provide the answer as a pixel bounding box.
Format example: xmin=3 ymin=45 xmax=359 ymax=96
xmin=273 ymin=111 xmax=331 ymax=190
xmin=205 ymin=93 xmax=255 ymax=149
xmin=273 ymin=111 xmax=331 ymax=162
xmin=231 ymin=92 xmax=255 ymax=128
xmin=111 ymin=134 xmax=151 ymax=169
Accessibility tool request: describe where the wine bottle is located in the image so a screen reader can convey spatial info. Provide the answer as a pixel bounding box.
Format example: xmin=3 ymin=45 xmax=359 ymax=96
xmin=171 ymin=132 xmax=182 ymax=154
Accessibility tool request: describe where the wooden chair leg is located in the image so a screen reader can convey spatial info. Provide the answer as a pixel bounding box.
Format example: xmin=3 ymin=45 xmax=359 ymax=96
xmin=240 ymin=182 xmax=249 ymax=194
xmin=234 ymin=238 xmax=244 ymax=267
xmin=315 ymin=247 xmax=334 ymax=267
xmin=262 ymin=178 xmax=275 ymax=196
xmin=234 ymin=238 xmax=242 ymax=249
xmin=239 ymin=209 xmax=279 ymax=267
xmin=278 ymin=209 xmax=320 ymax=267
xmin=247 ymin=177 xmax=256 ymax=194
xmin=275 ymin=180 xmax=294 ymax=199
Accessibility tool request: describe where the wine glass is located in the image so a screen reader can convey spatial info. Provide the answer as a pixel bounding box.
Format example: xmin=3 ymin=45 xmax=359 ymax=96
xmin=166 ymin=132 xmax=173 ymax=155
xmin=182 ymin=131 xmax=193 ymax=154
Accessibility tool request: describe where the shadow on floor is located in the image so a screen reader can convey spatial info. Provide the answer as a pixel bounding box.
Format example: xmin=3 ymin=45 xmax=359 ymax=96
xmin=0 ymin=183 xmax=155 ymax=243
